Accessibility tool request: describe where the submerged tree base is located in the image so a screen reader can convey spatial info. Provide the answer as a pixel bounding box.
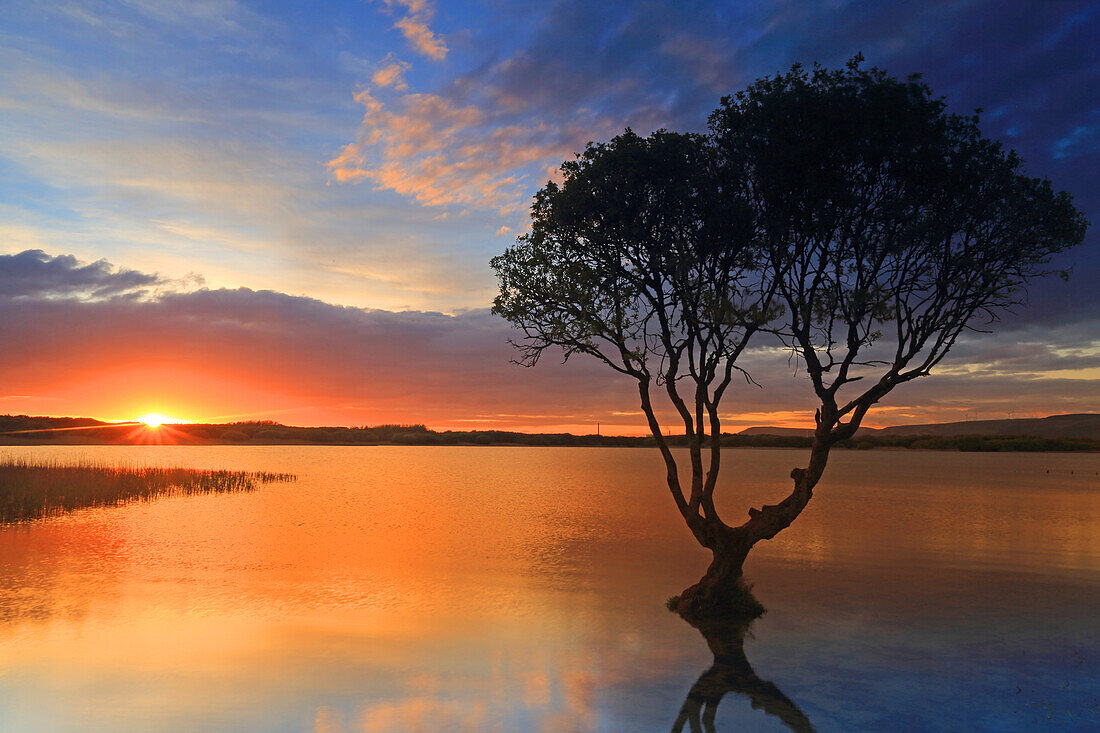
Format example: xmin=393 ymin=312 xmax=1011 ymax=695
xmin=666 ymin=577 xmax=766 ymax=622
xmin=0 ymin=459 xmax=295 ymax=522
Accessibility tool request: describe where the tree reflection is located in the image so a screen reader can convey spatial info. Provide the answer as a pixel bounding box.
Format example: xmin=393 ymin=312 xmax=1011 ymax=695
xmin=672 ymin=616 xmax=815 ymax=732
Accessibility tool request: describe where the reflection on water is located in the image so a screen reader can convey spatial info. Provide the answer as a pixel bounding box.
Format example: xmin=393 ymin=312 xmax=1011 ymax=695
xmin=0 ymin=446 xmax=1097 ymax=731
xmin=673 ymin=616 xmax=815 ymax=733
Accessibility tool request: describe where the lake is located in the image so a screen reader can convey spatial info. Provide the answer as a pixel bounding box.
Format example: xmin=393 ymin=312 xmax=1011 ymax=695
xmin=0 ymin=446 xmax=1097 ymax=731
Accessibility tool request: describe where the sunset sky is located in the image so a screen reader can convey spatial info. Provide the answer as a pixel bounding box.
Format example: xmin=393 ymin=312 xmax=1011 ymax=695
xmin=1 ymin=0 xmax=1097 ymax=433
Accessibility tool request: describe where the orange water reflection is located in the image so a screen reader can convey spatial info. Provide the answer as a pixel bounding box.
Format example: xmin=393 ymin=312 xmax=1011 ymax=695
xmin=0 ymin=446 xmax=1097 ymax=731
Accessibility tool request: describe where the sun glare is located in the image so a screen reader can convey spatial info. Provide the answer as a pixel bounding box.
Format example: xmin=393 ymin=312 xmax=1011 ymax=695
xmin=136 ymin=413 xmax=186 ymax=428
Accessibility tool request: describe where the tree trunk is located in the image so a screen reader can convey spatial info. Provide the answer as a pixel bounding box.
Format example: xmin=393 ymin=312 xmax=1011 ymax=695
xmin=670 ymin=438 xmax=833 ymax=621
xmin=669 ymin=527 xmax=762 ymax=620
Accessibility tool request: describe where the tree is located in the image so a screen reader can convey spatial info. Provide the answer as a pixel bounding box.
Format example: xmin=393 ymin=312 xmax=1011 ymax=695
xmin=491 ymin=61 xmax=1086 ymax=619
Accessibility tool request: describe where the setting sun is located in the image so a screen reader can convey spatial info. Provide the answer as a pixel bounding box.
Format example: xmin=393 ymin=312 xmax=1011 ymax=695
xmin=136 ymin=413 xmax=187 ymax=428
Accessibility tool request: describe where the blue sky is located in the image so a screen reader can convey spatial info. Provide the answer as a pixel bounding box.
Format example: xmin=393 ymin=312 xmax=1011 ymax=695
xmin=1 ymin=0 xmax=1097 ymax=428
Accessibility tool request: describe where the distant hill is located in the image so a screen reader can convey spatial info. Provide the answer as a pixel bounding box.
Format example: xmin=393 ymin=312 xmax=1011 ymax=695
xmin=0 ymin=415 xmax=108 ymax=432
xmin=738 ymin=426 xmax=816 ymax=437
xmin=873 ymin=413 xmax=1100 ymax=439
xmin=740 ymin=413 xmax=1100 ymax=440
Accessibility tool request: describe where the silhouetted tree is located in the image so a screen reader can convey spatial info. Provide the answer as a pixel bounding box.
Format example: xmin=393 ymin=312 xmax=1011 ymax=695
xmin=491 ymin=61 xmax=1086 ymax=618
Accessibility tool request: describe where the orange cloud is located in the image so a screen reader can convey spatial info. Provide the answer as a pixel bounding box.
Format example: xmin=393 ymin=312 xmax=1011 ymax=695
xmin=394 ymin=17 xmax=447 ymax=61
xmin=382 ymin=0 xmax=433 ymax=17
xmin=379 ymin=0 xmax=448 ymax=61
xmin=327 ymin=88 xmax=614 ymax=214
xmin=371 ymin=58 xmax=411 ymax=90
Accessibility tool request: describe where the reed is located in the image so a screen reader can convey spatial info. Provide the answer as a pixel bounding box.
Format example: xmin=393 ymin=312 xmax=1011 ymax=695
xmin=0 ymin=458 xmax=294 ymax=522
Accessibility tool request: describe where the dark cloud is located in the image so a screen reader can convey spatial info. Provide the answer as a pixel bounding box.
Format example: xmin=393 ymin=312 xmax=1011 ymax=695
xmin=0 ymin=249 xmax=167 ymax=300
xmin=453 ymin=0 xmax=750 ymax=130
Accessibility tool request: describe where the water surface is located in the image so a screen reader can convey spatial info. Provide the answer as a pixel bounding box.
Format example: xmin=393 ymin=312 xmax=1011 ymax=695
xmin=0 ymin=446 xmax=1097 ymax=731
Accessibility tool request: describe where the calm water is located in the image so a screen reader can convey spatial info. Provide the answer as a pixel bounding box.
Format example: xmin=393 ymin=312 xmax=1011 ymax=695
xmin=0 ymin=446 xmax=1097 ymax=732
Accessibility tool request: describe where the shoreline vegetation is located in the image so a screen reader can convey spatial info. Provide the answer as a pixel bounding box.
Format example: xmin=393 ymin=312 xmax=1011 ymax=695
xmin=0 ymin=458 xmax=295 ymax=522
xmin=1 ymin=414 xmax=1098 ymax=452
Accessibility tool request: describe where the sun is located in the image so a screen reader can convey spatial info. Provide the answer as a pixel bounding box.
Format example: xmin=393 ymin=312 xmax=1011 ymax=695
xmin=136 ymin=412 xmax=186 ymax=428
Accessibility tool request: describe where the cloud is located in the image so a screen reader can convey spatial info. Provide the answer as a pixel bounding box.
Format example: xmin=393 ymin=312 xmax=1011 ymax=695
xmin=382 ymin=0 xmax=433 ymax=16
xmin=372 ymin=57 xmax=411 ymax=90
xmin=1053 ymin=122 xmax=1100 ymax=160
xmin=327 ymin=88 xmax=607 ymax=214
xmin=0 ymin=249 xmax=169 ymax=300
xmin=379 ymin=0 xmax=448 ymax=61
xmin=394 ymin=17 xmax=448 ymax=61
xmin=52 ymin=0 xmax=275 ymax=40
xmin=328 ymin=1 xmax=757 ymax=216
xmin=658 ymin=33 xmax=740 ymax=92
